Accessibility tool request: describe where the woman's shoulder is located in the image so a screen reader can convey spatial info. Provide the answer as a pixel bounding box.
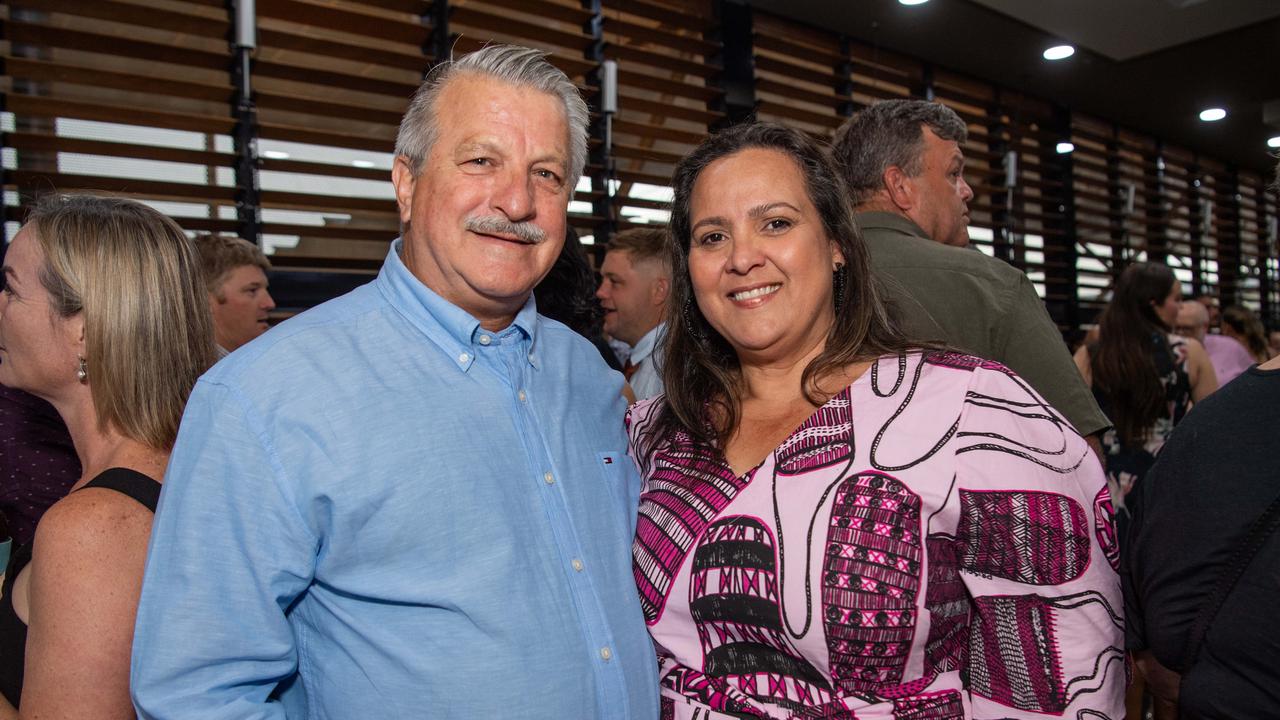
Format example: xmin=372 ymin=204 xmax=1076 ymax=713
xmin=34 ymin=474 xmax=156 ymax=563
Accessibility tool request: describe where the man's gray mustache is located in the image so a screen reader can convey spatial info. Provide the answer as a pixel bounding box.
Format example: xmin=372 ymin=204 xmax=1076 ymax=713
xmin=464 ymin=215 xmax=546 ymax=244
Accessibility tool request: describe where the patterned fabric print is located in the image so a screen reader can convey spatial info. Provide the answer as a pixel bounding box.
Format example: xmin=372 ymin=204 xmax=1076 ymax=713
xmin=893 ymin=691 xmax=965 ymax=720
xmin=635 ymin=354 xmax=1123 ymax=719
xmin=921 ymin=352 xmax=1017 ymax=378
xmin=923 ymin=535 xmax=969 ymax=675
xmin=776 ymin=389 xmax=853 ymax=476
xmin=956 ymin=490 xmax=1090 ymax=585
xmin=1092 ymin=486 xmax=1119 ymax=572
xmin=636 ymin=434 xmax=754 ymax=623
xmin=968 ymin=595 xmax=1067 ymax=714
xmin=823 ymin=473 xmax=922 ymax=694
xmin=691 ymin=516 xmax=831 ymax=713
xmin=661 ymin=663 xmax=767 ymax=717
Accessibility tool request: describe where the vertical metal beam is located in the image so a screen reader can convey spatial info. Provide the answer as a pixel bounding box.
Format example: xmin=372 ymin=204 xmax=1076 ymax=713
xmin=230 ymin=0 xmax=261 ymax=245
xmin=988 ymin=90 xmax=1013 ymax=264
xmin=428 ymin=0 xmax=451 ymax=69
xmin=836 ymin=35 xmax=856 ymax=119
xmin=1220 ymin=169 xmax=1242 ymax=308
xmin=1188 ymin=160 xmax=1205 ymax=294
xmin=1146 ymin=142 xmax=1169 ymax=267
xmin=1105 ymin=127 xmax=1130 ymax=266
xmin=581 ymin=0 xmax=612 ymax=248
xmin=710 ymin=0 xmax=755 ymax=129
xmin=1043 ymin=105 xmax=1077 ymax=329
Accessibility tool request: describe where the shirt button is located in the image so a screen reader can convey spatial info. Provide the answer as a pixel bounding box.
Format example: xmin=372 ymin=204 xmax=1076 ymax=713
xmin=599 ymin=646 xmax=612 ymax=662
xmin=458 ymin=352 xmax=469 ymax=363
xmin=518 ymin=389 xmax=527 ymax=402
xmin=478 ymin=335 xmax=491 ymax=346
xmin=543 ymin=472 xmax=554 ymax=485
xmin=572 ymin=558 xmax=584 ymax=572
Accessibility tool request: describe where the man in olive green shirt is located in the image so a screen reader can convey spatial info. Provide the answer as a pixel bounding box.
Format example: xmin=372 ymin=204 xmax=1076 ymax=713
xmin=833 ymin=99 xmax=1109 ymax=442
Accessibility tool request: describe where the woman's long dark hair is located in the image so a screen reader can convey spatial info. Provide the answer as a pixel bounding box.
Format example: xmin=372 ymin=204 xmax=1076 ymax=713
xmin=654 ymin=122 xmax=919 ymax=449
xmin=1090 ymin=262 xmax=1177 ymax=446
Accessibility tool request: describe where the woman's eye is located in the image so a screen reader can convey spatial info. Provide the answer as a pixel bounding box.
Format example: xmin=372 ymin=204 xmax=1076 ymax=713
xmin=765 ymin=218 xmax=792 ymax=231
xmin=697 ymin=232 xmax=725 ymax=246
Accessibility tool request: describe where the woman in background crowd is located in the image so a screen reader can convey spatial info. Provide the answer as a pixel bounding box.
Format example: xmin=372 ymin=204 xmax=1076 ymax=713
xmin=628 ymin=122 xmax=1122 ymax=719
xmin=0 ymin=195 xmax=215 ymax=719
xmin=1073 ymin=263 xmax=1216 ymax=502
xmin=1220 ymin=305 xmax=1270 ymax=364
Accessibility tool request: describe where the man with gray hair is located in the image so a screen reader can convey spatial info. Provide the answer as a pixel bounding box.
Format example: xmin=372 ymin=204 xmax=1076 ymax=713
xmin=132 ymin=45 xmax=659 ymax=719
xmin=834 ymin=99 xmax=1110 ymax=445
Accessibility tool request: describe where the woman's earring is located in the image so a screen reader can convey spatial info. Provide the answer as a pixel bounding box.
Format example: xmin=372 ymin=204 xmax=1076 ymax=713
xmin=76 ymin=356 xmax=88 ymax=383
xmin=682 ymin=298 xmax=706 ymax=341
xmin=833 ymin=264 xmax=848 ymax=313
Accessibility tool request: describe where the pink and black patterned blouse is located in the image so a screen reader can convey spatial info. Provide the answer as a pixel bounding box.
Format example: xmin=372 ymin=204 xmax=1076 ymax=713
xmin=627 ymin=352 xmax=1124 ymax=720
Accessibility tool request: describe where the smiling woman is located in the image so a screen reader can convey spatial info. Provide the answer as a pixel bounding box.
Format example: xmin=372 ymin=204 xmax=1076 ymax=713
xmin=627 ymin=122 xmax=1125 ymax=719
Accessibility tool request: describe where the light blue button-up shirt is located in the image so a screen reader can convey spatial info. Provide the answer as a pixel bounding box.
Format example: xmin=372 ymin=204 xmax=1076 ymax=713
xmin=131 ymin=241 xmax=658 ymax=719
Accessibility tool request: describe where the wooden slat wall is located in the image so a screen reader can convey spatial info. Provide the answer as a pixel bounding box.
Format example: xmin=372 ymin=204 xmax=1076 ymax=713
xmin=751 ymin=12 xmax=845 ymax=138
xmin=3 ymin=0 xmax=237 ymax=234
xmin=251 ymin=0 xmax=425 ymax=270
xmin=3 ymin=1 xmax=1276 ymax=327
xmin=603 ymin=0 xmax=721 ymax=236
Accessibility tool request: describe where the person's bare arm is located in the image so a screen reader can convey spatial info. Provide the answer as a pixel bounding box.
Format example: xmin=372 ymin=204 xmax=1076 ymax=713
xmin=1183 ymin=337 xmax=1219 ymax=403
xmin=20 ymin=490 xmax=153 ymax=719
xmin=1072 ymin=344 xmax=1093 ymax=387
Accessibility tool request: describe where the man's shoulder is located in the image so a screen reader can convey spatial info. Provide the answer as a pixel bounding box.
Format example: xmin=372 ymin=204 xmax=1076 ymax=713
xmin=204 ymin=280 xmax=385 ymax=388
xmin=860 ymin=217 xmax=1022 ymax=286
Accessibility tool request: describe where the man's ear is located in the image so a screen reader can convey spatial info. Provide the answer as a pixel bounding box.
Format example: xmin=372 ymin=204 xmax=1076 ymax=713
xmin=882 ymin=165 xmax=915 ymax=212
xmin=652 ymin=276 xmax=671 ymax=307
xmin=391 ymin=156 xmax=417 ymax=226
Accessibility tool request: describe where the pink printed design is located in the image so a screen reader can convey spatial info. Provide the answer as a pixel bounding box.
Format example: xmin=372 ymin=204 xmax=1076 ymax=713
xmin=922 ymin=351 xmax=1010 ymax=375
xmin=690 ymin=516 xmax=832 ymax=710
xmin=893 ymin=690 xmax=965 ymax=720
xmin=1093 ymin=486 xmax=1119 ymax=572
xmin=776 ymin=387 xmax=852 ymax=475
xmin=922 ymin=535 xmax=969 ymax=675
xmin=634 ymin=435 xmax=753 ymax=623
xmin=822 ymin=473 xmax=922 ymax=694
xmin=957 ymin=490 xmax=1090 ymax=586
xmin=968 ymin=595 xmax=1067 ymax=714
xmin=660 ymin=664 xmax=766 ymax=717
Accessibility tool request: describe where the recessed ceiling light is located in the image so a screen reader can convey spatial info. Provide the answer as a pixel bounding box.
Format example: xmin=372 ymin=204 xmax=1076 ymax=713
xmin=1267 ymin=136 xmax=1280 ymax=148
xmin=1056 ymin=142 xmax=1075 ymax=154
xmin=262 ymin=150 xmax=290 ymax=160
xmin=351 ymin=160 xmax=376 ymax=168
xmin=1199 ymin=108 xmax=1227 ymax=122
xmin=898 ymin=0 xmax=929 ymax=5
xmin=1043 ymin=45 xmax=1075 ymax=61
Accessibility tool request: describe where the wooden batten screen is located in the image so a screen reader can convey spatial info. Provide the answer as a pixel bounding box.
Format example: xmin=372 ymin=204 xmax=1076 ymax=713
xmin=253 ymin=0 xmax=427 ymax=272
xmin=751 ymin=12 xmax=845 ymax=138
xmin=2 ymin=0 xmax=238 ymax=237
xmin=602 ymin=0 xmax=721 ymax=239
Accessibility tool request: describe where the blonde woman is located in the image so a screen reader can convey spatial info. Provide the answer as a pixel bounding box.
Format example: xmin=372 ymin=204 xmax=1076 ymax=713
xmin=0 ymin=195 xmax=215 ymax=719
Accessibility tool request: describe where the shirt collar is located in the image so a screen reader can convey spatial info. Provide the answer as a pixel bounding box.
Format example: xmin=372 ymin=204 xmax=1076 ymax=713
xmin=375 ymin=239 xmax=541 ymax=371
xmin=628 ymin=322 xmax=666 ymax=365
